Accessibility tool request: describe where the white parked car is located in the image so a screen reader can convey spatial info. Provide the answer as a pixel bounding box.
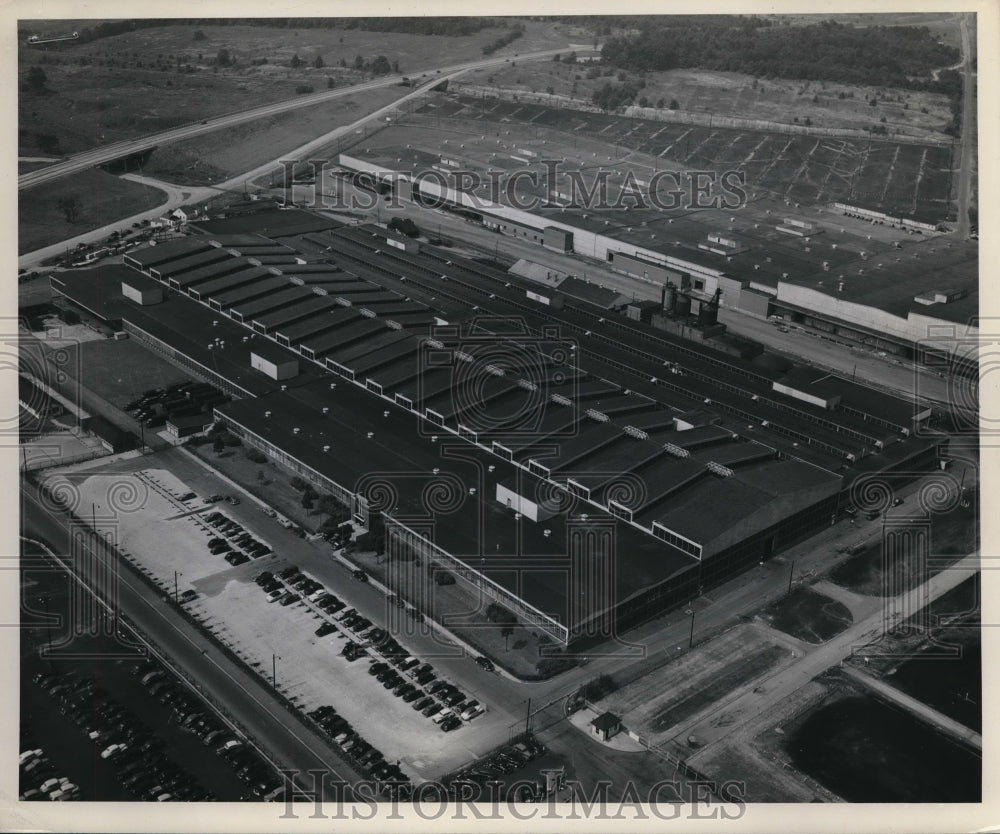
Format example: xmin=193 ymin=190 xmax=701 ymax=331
xmin=432 ymin=707 xmax=453 ymax=725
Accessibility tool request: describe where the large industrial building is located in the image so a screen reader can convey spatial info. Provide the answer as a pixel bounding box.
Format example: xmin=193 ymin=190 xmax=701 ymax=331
xmin=337 ymin=143 xmax=979 ymax=374
xmin=50 ymin=211 xmax=948 ymax=646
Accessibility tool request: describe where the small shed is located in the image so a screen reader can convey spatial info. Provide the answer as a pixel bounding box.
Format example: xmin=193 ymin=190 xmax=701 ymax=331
xmin=590 ymin=711 xmax=622 ymax=742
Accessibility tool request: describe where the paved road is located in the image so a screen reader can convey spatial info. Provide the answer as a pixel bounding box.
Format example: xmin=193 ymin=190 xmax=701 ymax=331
xmin=18 ymin=49 xmax=572 ymax=193
xmin=21 ymin=482 xmax=366 ymax=799
xmin=842 ymin=665 xmax=981 ymax=750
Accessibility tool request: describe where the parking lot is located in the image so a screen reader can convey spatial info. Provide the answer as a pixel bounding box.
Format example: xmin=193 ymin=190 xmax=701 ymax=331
xmin=57 ymin=465 xmax=515 ymax=782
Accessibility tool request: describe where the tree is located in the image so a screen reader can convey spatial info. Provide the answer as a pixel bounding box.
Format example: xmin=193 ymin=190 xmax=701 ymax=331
xmin=370 ymin=55 xmax=392 ymax=75
xmin=192 ymin=29 xmax=206 ymax=42
xmin=56 ymin=195 xmax=80 ymax=223
xmin=354 ymin=55 xmax=365 ymax=70
xmin=669 ymin=98 xmax=679 ymax=110
xmin=290 ymin=53 xmax=303 ymax=69
xmin=25 ymin=66 xmax=47 ymax=94
xmin=327 ymin=76 xmax=335 ymax=89
xmin=501 ymin=625 xmax=514 ymax=650
xmin=313 ymin=55 xmax=324 ymax=69
xmin=301 ymin=492 xmax=314 ymax=511
xmin=212 ymin=435 xmax=225 ymax=454
xmin=216 ymin=48 xmax=231 ymax=67
xmin=392 ymin=59 xmax=399 ymax=73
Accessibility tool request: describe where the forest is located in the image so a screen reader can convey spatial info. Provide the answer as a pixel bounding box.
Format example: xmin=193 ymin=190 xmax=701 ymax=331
xmin=599 ymin=19 xmax=961 ymax=91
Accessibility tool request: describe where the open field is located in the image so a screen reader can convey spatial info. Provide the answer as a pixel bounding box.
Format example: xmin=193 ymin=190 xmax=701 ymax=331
xmin=763 ymin=587 xmax=853 ymax=644
xmin=142 ymin=86 xmax=406 ymax=186
xmin=783 ymin=685 xmax=980 ymax=801
xmin=19 ymin=169 xmax=166 ymax=254
xmin=18 ymin=20 xmax=565 ymax=158
xmin=774 ymin=13 xmax=964 ymax=50
xmin=464 ymin=64 xmax=956 ymax=141
xmin=398 ymin=93 xmax=956 ymax=219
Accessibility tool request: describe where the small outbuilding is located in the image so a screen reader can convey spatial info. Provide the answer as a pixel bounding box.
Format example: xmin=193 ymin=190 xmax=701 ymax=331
xmin=590 ymin=711 xmax=622 ymax=742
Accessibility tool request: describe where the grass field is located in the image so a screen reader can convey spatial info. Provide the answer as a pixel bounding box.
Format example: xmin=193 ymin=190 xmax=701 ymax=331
xmin=785 ymin=691 xmax=979 ymax=801
xmin=19 ymin=169 xmax=166 ymax=254
xmin=465 ymin=63 xmax=956 ymax=141
xmin=763 ymin=587 xmax=852 ymax=643
xmin=830 ymin=494 xmax=978 ymax=596
xmin=18 ymin=20 xmax=566 ymax=158
xmin=142 ymin=85 xmax=406 ymax=185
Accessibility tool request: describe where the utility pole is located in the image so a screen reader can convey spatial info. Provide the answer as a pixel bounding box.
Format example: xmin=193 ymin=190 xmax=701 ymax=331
xmin=524 ymin=698 xmax=532 ymax=737
xmin=688 ymin=610 xmax=695 ymax=648
xmin=272 ymin=653 xmax=277 ymax=689
xmin=174 ymin=571 xmax=179 ymax=602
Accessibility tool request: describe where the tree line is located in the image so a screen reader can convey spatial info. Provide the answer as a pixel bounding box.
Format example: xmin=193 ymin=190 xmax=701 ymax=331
xmin=19 ymin=17 xmax=504 ymax=46
xmin=599 ymin=19 xmax=961 ymax=92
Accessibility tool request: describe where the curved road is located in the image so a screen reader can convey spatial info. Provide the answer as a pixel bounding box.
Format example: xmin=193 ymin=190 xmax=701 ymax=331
xmin=18 ymin=48 xmax=574 ymax=193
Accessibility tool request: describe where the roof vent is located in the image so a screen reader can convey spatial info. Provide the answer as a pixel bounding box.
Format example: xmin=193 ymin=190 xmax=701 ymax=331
xmin=265 ymin=411 xmax=271 ymax=418
xmin=323 ymin=445 xmax=330 ymax=452
xmin=322 ymin=407 xmax=329 ymax=414
xmin=367 ymin=432 xmax=374 ymax=439
xmin=293 ymin=427 xmax=300 ymax=434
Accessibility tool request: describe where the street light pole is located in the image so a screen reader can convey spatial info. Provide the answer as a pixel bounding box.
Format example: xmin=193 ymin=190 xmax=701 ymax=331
xmin=174 ymin=571 xmax=179 ymax=602
xmin=272 ymin=653 xmax=277 ymax=689
xmin=688 ymin=610 xmax=695 ymax=649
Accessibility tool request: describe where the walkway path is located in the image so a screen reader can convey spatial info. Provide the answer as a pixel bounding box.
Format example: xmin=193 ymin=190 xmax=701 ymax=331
xmin=842 ymin=665 xmax=981 ymax=750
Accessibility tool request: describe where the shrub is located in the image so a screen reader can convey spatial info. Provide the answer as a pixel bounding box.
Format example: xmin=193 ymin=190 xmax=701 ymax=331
xmin=581 ymin=673 xmax=617 ymax=701
xmin=535 ymin=656 xmax=576 ymax=677
xmin=246 ymin=449 xmax=267 ymax=463
xmin=296 ymin=84 xmax=315 ymax=95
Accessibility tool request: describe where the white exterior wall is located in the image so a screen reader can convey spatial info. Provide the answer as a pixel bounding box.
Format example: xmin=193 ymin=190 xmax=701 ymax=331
xmin=495 ymin=482 xmax=550 ymax=522
xmin=251 ymin=351 xmax=299 ymax=381
xmin=777 ymin=282 xmax=980 ymax=349
xmin=121 ymin=282 xmax=163 ymax=305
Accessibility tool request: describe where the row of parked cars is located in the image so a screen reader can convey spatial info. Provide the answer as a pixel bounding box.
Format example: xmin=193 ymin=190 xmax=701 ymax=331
xmin=125 ymin=381 xmax=228 ymax=430
xmin=446 ymin=738 xmax=546 ymax=798
xmin=306 ymin=705 xmax=410 ymax=796
xmin=127 ymin=661 xmax=282 ymax=800
xmin=205 ymin=511 xmax=272 ymax=566
xmin=340 ymin=615 xmax=487 ymax=733
xmin=19 ymin=746 xmax=78 ymax=801
xmin=253 ymin=565 xmax=331 ymax=606
xmin=32 ymin=669 xmax=215 ymax=801
xmin=287 ymin=567 xmax=490 ymax=732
